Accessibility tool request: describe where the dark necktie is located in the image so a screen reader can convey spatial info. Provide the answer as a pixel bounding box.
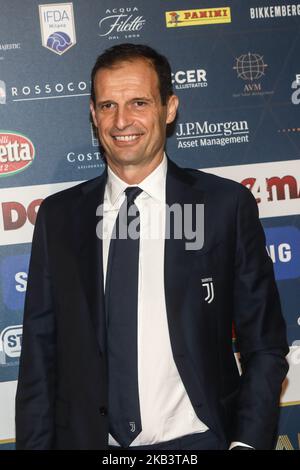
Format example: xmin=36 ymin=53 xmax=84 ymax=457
xmin=105 ymin=186 xmax=143 ymax=447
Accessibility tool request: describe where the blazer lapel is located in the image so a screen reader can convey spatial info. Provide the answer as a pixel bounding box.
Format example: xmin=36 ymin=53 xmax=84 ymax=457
xmin=164 ymin=158 xmax=205 ymax=356
xmin=164 ymin=158 xmax=224 ymax=434
xmin=71 ymin=171 xmax=107 ymax=357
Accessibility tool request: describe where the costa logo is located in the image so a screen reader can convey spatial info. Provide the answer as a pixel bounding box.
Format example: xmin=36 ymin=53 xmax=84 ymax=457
xmin=0 ymin=131 xmax=35 ymax=177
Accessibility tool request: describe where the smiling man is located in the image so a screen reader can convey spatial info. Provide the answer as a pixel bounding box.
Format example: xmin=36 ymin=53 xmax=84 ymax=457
xmin=16 ymin=44 xmax=289 ymax=450
xmin=90 ymin=47 xmax=178 ymax=184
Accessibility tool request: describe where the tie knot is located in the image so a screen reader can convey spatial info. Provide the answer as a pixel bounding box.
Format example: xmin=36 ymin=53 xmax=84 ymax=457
xmin=125 ymin=186 xmax=143 ymax=206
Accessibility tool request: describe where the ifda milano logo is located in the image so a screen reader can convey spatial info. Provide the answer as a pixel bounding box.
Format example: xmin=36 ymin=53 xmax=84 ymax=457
xmin=39 ymin=3 xmax=76 ymax=55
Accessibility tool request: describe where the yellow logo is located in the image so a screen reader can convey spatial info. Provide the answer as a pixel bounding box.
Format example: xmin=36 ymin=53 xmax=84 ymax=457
xmin=165 ymin=7 xmax=231 ymax=28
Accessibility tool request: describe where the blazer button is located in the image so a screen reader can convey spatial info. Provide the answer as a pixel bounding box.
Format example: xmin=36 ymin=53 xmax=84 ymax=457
xmin=99 ymin=406 xmax=107 ymax=416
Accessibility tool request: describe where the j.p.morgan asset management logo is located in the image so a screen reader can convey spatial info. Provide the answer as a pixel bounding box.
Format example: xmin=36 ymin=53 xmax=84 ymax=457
xmin=176 ymin=119 xmax=250 ymax=148
xmin=0 ymin=131 xmax=35 ymax=177
xmin=39 ymin=3 xmax=76 ymax=55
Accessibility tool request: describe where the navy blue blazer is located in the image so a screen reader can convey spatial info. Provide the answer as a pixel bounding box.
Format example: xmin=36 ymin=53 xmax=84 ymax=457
xmin=15 ymin=157 xmax=289 ymax=450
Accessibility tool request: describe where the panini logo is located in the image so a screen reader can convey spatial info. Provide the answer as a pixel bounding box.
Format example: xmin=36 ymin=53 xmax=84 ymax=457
xmin=165 ymin=7 xmax=231 ymax=28
xmin=0 ymin=132 xmax=35 ymax=177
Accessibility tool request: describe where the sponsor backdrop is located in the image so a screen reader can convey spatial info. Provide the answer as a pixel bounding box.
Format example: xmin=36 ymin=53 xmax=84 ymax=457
xmin=0 ymin=0 xmax=299 ymax=450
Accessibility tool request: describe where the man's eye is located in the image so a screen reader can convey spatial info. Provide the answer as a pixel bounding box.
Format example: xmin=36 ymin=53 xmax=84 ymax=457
xmin=134 ymin=101 xmax=147 ymax=107
xmin=101 ymin=103 xmax=115 ymax=110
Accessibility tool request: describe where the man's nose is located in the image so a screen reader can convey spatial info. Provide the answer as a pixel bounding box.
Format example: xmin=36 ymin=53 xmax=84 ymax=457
xmin=114 ymin=106 xmax=133 ymax=130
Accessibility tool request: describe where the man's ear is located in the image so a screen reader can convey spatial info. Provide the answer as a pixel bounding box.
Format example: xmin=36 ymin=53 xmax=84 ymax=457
xmin=90 ymin=100 xmax=98 ymax=128
xmin=166 ymin=94 xmax=179 ymax=125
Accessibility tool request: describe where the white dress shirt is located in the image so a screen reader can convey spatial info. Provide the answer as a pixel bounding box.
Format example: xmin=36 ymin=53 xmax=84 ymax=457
xmin=102 ymin=154 xmax=253 ymax=450
xmin=103 ymin=154 xmax=208 ymax=447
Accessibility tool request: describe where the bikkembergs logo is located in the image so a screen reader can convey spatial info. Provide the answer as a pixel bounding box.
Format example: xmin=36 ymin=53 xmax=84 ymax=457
xmin=98 ymin=6 xmax=146 ymax=40
xmin=176 ymin=120 xmax=250 ymax=148
xmin=0 ymin=132 xmax=35 ymax=177
xmin=39 ymin=3 xmax=76 ymax=55
xmin=165 ymin=7 xmax=231 ymax=28
xmin=171 ymin=68 xmax=208 ymax=90
xmin=250 ymin=4 xmax=300 ymax=19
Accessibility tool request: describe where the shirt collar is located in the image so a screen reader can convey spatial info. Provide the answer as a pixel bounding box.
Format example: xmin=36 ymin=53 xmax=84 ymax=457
xmin=106 ymin=153 xmax=167 ymax=207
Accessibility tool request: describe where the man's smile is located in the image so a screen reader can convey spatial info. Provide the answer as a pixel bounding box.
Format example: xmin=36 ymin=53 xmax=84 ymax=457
xmin=112 ymin=133 xmax=143 ymax=143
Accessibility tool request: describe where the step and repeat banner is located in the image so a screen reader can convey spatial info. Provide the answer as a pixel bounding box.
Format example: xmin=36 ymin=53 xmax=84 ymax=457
xmin=0 ymin=0 xmax=299 ymax=450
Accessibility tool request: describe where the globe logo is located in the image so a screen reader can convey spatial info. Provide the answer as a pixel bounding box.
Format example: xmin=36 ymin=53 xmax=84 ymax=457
xmin=47 ymin=31 xmax=72 ymax=54
xmin=233 ymin=53 xmax=268 ymax=81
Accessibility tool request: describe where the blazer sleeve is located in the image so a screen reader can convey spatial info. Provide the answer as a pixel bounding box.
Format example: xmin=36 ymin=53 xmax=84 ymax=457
xmin=232 ymin=185 xmax=289 ymax=450
xmin=15 ymin=200 xmax=56 ymax=449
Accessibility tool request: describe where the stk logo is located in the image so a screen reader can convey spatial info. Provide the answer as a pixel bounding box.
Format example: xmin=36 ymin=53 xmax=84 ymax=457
xmin=201 ymin=277 xmax=214 ymax=304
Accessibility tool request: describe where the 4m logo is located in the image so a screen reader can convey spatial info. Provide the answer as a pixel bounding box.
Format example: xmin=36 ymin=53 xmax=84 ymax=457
xmin=0 ymin=131 xmax=35 ymax=177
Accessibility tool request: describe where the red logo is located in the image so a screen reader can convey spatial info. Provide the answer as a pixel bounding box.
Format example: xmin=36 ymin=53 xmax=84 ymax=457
xmin=2 ymin=199 xmax=43 ymax=230
xmin=241 ymin=175 xmax=300 ymax=203
xmin=0 ymin=131 xmax=35 ymax=177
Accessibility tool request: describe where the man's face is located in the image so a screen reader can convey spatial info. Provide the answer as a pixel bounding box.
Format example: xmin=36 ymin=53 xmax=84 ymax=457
xmin=90 ymin=58 xmax=178 ymax=172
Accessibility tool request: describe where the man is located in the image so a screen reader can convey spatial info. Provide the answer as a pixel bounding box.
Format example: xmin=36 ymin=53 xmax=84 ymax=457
xmin=15 ymin=43 xmax=289 ymax=450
